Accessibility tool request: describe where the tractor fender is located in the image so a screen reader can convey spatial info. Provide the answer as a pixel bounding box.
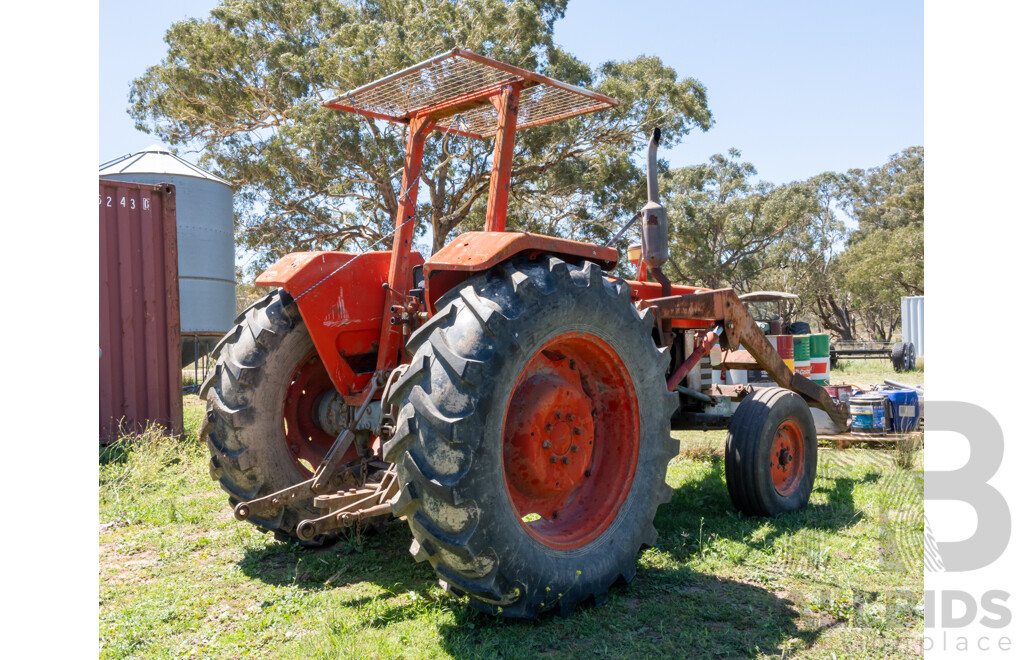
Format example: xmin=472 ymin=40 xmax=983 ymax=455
xmin=255 ymin=250 xmax=424 ymax=397
xmin=422 ymin=231 xmax=617 ymax=311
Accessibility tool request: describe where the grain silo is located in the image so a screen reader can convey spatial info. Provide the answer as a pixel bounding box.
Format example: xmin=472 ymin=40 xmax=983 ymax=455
xmin=100 ymin=145 xmax=235 ymax=367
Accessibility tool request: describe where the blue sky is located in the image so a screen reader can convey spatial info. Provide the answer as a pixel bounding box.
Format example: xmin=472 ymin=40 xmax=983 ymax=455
xmin=100 ymin=0 xmax=922 ymax=185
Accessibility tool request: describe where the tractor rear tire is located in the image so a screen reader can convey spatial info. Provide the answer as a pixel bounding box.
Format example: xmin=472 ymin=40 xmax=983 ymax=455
xmin=725 ymin=388 xmax=817 ymax=517
xmin=384 ymin=257 xmax=678 ymax=618
xmin=199 ymin=290 xmax=336 ymax=544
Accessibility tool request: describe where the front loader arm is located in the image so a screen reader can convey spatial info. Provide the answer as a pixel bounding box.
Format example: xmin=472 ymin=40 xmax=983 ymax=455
xmin=646 ymin=288 xmax=849 ymax=429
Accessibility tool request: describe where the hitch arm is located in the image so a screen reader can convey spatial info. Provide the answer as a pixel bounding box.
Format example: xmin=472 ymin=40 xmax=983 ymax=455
xmin=296 ymin=466 xmax=400 ymax=541
xmin=647 ymin=289 xmax=849 ymax=429
xmin=232 ymin=374 xmax=384 ymax=522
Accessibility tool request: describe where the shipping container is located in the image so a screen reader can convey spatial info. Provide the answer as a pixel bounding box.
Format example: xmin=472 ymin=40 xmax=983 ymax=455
xmin=99 ymin=180 xmax=183 ymax=440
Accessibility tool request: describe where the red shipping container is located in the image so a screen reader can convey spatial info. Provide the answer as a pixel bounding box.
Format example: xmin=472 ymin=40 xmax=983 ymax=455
xmin=99 ymin=180 xmax=183 ymax=440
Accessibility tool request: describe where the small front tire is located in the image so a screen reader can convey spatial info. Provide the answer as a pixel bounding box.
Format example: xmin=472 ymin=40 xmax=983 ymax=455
xmin=725 ymin=388 xmax=817 ymax=517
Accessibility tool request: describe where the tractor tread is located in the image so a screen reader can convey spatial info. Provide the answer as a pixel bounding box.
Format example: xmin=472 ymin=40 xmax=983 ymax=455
xmin=389 ymin=256 xmax=678 ymax=619
xmin=201 ymin=289 xmax=334 ymax=544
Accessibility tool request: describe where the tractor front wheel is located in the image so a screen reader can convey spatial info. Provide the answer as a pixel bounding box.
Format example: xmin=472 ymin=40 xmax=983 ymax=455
xmin=384 ymin=257 xmax=678 ymax=618
xmin=725 ymin=388 xmax=817 ymax=516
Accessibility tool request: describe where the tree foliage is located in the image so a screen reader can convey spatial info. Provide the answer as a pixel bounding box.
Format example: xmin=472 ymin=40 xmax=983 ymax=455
xmin=661 ymin=150 xmax=807 ymax=290
xmin=755 ymin=173 xmax=856 ymax=337
xmin=129 ymin=0 xmax=712 ymax=273
xmin=127 ymin=0 xmax=921 ymax=341
xmin=656 ymin=147 xmax=923 ymax=341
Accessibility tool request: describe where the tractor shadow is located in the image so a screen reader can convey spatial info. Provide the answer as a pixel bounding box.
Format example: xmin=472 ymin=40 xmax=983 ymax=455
xmin=236 ymin=520 xmax=436 ymax=599
xmin=233 ymin=514 xmax=819 ymax=658
xmin=429 ymin=571 xmax=824 ymax=659
xmin=655 ymin=453 xmax=877 ymax=568
xmin=233 ymin=450 xmax=877 ymax=658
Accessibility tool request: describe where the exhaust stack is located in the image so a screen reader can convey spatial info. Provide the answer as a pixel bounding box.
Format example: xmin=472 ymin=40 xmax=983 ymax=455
xmin=641 ymin=128 xmax=669 ymax=269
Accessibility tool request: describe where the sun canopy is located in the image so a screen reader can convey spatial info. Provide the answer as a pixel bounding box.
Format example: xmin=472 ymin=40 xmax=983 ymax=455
xmin=324 ymin=48 xmax=618 ymax=139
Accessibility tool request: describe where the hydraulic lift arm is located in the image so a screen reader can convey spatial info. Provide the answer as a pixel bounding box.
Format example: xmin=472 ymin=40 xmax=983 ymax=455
xmin=645 ymin=288 xmax=849 ymax=429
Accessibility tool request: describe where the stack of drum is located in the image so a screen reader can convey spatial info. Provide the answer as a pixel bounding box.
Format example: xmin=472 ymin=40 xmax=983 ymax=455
xmin=700 ymin=353 xmax=713 ymax=390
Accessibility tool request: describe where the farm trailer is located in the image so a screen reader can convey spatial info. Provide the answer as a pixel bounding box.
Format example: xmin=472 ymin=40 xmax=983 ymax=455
xmin=200 ymin=49 xmax=848 ymax=619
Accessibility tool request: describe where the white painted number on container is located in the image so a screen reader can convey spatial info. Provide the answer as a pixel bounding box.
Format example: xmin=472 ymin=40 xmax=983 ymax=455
xmin=99 ymin=192 xmax=152 ymax=210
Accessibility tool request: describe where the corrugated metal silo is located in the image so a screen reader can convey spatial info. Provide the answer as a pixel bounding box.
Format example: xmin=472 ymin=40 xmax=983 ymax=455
xmin=99 ymin=145 xmax=235 ymax=366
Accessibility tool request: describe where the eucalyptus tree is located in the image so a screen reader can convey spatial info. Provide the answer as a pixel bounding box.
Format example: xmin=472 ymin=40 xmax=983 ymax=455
xmin=129 ymin=0 xmax=712 ymax=273
xmin=660 ymin=149 xmax=805 ymax=290
xmin=839 ymin=147 xmax=924 ymax=340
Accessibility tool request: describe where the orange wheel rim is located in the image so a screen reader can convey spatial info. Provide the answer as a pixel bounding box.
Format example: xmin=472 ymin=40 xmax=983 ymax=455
xmin=770 ymin=418 xmax=805 ymax=496
xmin=501 ymin=332 xmax=640 ymax=550
xmin=282 ymin=350 xmax=346 ymax=477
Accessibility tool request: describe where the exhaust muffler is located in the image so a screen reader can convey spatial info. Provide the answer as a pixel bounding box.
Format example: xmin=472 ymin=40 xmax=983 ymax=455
xmin=641 ymin=128 xmax=669 ymax=268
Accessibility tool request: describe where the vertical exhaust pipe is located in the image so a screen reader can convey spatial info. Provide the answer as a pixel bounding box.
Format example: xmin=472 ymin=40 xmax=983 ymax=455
xmin=641 ymin=128 xmax=671 ymax=294
xmin=646 ymin=127 xmax=662 ymax=206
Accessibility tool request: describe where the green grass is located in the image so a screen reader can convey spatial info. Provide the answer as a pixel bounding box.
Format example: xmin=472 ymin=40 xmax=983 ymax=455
xmin=831 ymin=360 xmax=924 ymax=388
xmin=100 ymin=380 xmax=923 ymax=658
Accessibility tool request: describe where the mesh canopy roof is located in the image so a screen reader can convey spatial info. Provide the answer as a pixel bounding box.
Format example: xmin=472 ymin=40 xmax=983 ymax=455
xmin=324 ymin=49 xmax=618 ymax=139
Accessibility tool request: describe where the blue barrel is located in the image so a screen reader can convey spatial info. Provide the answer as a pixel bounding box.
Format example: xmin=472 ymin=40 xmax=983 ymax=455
xmin=882 ymin=388 xmax=920 ymax=433
xmin=849 ymin=393 xmax=888 ymax=434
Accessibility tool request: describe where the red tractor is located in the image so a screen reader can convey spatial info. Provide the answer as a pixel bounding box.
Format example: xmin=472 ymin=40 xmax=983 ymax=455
xmin=201 ymin=50 xmax=847 ymax=618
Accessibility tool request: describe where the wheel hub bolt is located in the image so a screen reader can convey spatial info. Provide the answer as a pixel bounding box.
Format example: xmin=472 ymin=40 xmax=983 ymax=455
xmin=566 ymin=413 xmax=575 ymax=422
xmin=542 ymin=440 xmax=552 ymax=449
xmin=572 ymin=427 xmax=582 ymax=436
xmin=554 ymin=411 xmax=562 ymax=420
xmin=544 ymin=423 xmax=553 ymax=432
xmin=549 ymin=455 xmax=558 ymax=464
xmin=561 ymin=456 xmax=570 ymax=465
xmin=570 ymin=445 xmax=579 ymax=453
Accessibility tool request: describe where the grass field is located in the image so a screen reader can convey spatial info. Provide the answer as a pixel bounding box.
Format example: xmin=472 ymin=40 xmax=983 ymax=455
xmin=99 ymin=363 xmax=923 ymax=659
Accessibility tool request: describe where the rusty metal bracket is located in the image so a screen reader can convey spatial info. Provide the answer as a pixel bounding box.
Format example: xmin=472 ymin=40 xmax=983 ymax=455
xmin=232 ymin=374 xmax=386 ymax=522
xmin=645 ymin=288 xmax=849 ymax=428
xmin=296 ymin=465 xmax=400 ymax=540
xmin=231 ymin=465 xmax=362 ymax=522
xmin=310 ymin=374 xmax=384 ymax=493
